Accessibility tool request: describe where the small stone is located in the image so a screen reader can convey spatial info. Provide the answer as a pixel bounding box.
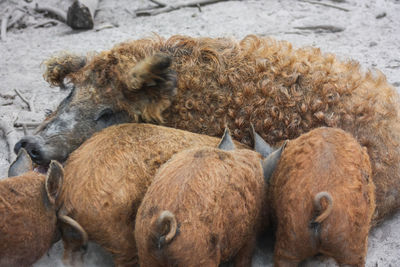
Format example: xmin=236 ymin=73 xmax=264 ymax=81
xmin=376 ymin=12 xmax=386 ymax=19
xmin=369 ymin=41 xmax=378 ymax=47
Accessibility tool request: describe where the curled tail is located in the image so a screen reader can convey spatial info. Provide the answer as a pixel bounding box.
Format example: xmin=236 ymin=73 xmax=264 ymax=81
xmin=58 ymin=209 xmax=89 ymax=252
xmin=58 ymin=214 xmax=88 ymax=266
xmin=155 ymin=210 xmax=178 ymax=249
xmin=313 ymin=191 xmax=333 ymax=224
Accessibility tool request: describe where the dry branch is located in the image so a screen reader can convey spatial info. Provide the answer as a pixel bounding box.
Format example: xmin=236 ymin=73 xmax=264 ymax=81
xmin=33 ymin=20 xmax=58 ymax=28
xmin=1 ymin=101 xmax=13 ymax=106
xmin=14 ymin=122 xmax=41 ymax=128
xmin=29 ymin=93 xmax=36 ymax=113
xmin=0 ymin=120 xmax=18 ymax=163
xmin=22 ymin=124 xmax=28 ymax=136
xmin=14 ymin=89 xmax=36 ymax=113
xmin=95 ymin=23 xmax=117 ymax=31
xmin=6 ymin=9 xmax=26 ymax=30
xmin=34 ymin=3 xmax=67 ymax=23
xmin=1 ymin=10 xmax=10 ymax=41
xmin=0 ymin=93 xmax=15 ymax=100
xmin=148 ymin=0 xmax=166 ymax=7
xmin=301 ymin=0 xmax=350 ymax=12
xmin=1 ymin=7 xmax=28 ymax=41
xmin=294 ymin=25 xmax=345 ymax=33
xmin=136 ymin=0 xmax=229 ymax=16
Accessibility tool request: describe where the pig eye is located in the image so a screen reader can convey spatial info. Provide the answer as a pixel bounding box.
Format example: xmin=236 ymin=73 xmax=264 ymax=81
xmin=94 ymin=108 xmax=130 ymax=130
xmin=95 ymin=108 xmax=114 ymax=122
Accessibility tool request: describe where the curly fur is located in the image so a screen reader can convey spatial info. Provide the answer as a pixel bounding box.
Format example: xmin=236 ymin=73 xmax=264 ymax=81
xmin=42 ymin=34 xmax=400 ymax=224
xmin=0 ymin=172 xmax=59 ymax=267
xmin=58 ymin=123 xmax=245 ymax=266
xmin=135 ymin=147 xmax=265 ymax=267
xmin=269 ymin=128 xmax=375 ymax=266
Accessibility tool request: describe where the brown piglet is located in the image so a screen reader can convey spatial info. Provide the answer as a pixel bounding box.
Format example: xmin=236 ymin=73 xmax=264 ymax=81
xmin=253 ymin=127 xmax=375 ymax=266
xmin=135 ymin=129 xmax=283 ymax=267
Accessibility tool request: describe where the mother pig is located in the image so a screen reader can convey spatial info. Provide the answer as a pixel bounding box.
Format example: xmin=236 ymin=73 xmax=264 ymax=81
xmin=14 ymin=34 xmax=400 ymax=225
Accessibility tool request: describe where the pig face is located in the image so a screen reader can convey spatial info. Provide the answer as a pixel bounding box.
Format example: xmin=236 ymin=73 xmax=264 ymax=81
xmin=14 ymin=52 xmax=176 ymax=166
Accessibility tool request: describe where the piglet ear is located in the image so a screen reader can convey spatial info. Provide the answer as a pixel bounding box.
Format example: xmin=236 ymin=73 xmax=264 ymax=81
xmin=262 ymin=141 xmax=287 ymax=183
xmin=250 ymin=123 xmax=272 ymax=158
xmin=123 ymin=53 xmax=177 ymax=94
xmin=218 ymin=128 xmax=236 ymax=151
xmin=45 ymin=160 xmax=64 ymax=205
xmin=8 ymin=148 xmax=33 ymax=177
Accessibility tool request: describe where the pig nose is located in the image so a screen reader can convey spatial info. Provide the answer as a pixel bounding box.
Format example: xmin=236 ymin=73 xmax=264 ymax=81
xmin=14 ymin=136 xmax=44 ymax=164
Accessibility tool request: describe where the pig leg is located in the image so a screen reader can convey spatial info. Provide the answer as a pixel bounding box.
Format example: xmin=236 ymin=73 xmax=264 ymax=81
xmin=330 ymin=243 xmax=367 ymax=267
xmin=273 ymin=232 xmax=304 ymax=267
xmin=232 ymin=236 xmax=256 ymax=267
xmin=321 ymin=228 xmax=368 ymax=267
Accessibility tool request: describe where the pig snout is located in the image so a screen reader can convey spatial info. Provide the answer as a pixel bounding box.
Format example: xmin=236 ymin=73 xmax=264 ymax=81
xmin=14 ymin=136 xmax=48 ymax=165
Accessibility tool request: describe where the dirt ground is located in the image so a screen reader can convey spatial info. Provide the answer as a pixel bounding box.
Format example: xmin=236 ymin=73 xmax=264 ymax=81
xmin=1 ymin=0 xmax=399 ymax=266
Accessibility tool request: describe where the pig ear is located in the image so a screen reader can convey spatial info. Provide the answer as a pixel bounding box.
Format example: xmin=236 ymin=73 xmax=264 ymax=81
xmin=218 ymin=128 xmax=236 ymax=151
xmin=262 ymin=141 xmax=287 ymax=183
xmin=8 ymin=148 xmax=33 ymax=177
xmin=42 ymin=53 xmax=86 ymax=89
xmin=123 ymin=53 xmax=177 ymax=96
xmin=45 ymin=160 xmax=64 ymax=205
xmin=250 ymin=123 xmax=273 ymax=158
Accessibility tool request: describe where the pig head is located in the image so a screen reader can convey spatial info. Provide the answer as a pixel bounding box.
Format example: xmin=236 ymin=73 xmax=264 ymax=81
xmin=14 ymin=52 xmax=176 ymax=166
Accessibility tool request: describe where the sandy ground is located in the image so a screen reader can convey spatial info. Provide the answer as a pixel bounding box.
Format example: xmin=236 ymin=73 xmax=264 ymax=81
xmin=1 ymin=0 xmax=400 ymax=266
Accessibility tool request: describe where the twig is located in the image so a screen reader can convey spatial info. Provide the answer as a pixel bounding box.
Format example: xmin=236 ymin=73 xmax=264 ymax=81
xmin=135 ymin=0 xmax=167 ymax=12
xmin=14 ymin=89 xmax=30 ymax=108
xmin=6 ymin=8 xmax=27 ymax=30
xmin=301 ymin=0 xmax=350 ymax=12
xmin=136 ymin=0 xmax=229 ymax=16
xmin=14 ymin=89 xmax=36 ymax=112
xmin=1 ymin=11 xmax=10 ymax=41
xmin=1 ymin=7 xmax=28 ymax=40
xmin=284 ymin=31 xmax=308 ymax=35
xmin=124 ymin=8 xmax=135 ymax=16
xmin=14 ymin=122 xmax=41 ymax=128
xmin=29 ymin=93 xmax=36 ymax=113
xmin=0 ymin=120 xmax=18 ymax=162
xmin=294 ymin=25 xmax=345 ymax=33
xmin=22 ymin=124 xmax=28 ymax=136
xmin=148 ymin=0 xmax=166 ymax=7
xmin=33 ymin=20 xmax=58 ymax=28
xmin=34 ymin=3 xmax=67 ymax=23
xmin=95 ymin=23 xmax=117 ymax=31
xmin=1 ymin=101 xmax=13 ymax=106
xmin=0 ymin=93 xmax=15 ymax=99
